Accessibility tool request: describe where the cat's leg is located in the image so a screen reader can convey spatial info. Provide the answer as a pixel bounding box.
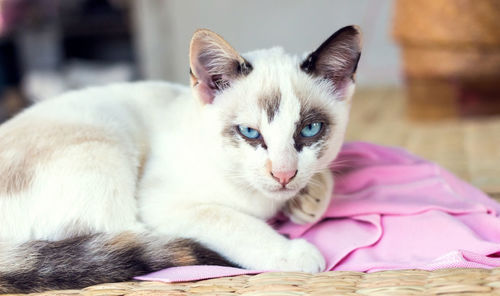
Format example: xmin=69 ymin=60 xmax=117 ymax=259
xmin=150 ymin=203 xmax=325 ymax=273
xmin=283 ymin=169 xmax=334 ymax=224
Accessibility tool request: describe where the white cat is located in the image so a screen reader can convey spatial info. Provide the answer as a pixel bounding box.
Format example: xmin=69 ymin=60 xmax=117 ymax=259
xmin=0 ymin=26 xmax=361 ymax=292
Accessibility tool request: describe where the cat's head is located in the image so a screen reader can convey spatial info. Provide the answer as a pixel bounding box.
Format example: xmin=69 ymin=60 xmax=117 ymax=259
xmin=190 ymin=26 xmax=361 ymax=201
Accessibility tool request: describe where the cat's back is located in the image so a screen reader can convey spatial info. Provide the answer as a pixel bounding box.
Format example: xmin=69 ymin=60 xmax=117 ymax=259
xmin=0 ymin=82 xmax=186 ymax=188
xmin=0 ymin=81 xmax=192 ymax=241
xmin=0 ymin=80 xmax=191 ymax=170
xmin=19 ymin=81 xmax=188 ymax=124
xmin=0 ymin=81 xmax=190 ymax=143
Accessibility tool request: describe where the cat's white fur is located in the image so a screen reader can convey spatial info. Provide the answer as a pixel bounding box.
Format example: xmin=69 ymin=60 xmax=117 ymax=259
xmin=0 ymin=28 xmax=360 ymax=273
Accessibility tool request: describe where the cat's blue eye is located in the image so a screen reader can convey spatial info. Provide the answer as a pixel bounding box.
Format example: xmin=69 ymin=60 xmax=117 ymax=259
xmin=300 ymin=122 xmax=323 ymax=137
xmin=238 ymin=125 xmax=261 ymax=139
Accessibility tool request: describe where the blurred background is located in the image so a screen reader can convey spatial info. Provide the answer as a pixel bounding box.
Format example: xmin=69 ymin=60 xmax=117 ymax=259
xmin=0 ymin=0 xmax=499 ymax=194
xmin=0 ymin=0 xmax=400 ymax=120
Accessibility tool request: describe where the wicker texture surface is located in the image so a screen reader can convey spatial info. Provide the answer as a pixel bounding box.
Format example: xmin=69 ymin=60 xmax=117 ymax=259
xmin=4 ymin=88 xmax=500 ymax=295
xmin=3 ymin=269 xmax=499 ymax=296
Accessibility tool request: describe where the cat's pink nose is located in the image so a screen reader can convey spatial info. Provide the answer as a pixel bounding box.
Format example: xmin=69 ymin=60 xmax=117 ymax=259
xmin=271 ymin=170 xmax=297 ymax=186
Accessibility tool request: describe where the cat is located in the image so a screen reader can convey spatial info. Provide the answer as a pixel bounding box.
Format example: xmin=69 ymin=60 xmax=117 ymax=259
xmin=0 ymin=25 xmax=361 ymax=293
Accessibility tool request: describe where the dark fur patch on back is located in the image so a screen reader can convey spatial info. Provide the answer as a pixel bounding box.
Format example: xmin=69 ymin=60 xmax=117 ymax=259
xmin=0 ymin=233 xmax=234 ymax=293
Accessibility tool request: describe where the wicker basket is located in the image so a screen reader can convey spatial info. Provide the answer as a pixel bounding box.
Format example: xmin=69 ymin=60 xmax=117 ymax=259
xmin=393 ymin=0 xmax=500 ymax=119
xmin=7 ymin=269 xmax=500 ymax=296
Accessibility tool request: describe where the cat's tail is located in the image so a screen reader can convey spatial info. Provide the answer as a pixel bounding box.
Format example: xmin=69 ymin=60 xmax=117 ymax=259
xmin=0 ymin=232 xmax=234 ymax=293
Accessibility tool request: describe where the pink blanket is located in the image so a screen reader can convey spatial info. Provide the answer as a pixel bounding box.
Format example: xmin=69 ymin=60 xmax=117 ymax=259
xmin=136 ymin=142 xmax=500 ymax=282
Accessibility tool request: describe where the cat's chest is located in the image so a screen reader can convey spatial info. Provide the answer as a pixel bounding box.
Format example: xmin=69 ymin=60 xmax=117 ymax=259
xmin=210 ymin=184 xmax=283 ymax=220
xmin=140 ymin=148 xmax=281 ymax=221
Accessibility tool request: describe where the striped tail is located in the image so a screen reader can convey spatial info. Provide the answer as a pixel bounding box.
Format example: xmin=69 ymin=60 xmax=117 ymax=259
xmin=0 ymin=232 xmax=234 ymax=293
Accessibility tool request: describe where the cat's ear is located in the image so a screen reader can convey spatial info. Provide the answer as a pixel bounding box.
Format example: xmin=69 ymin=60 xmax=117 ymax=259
xmin=300 ymin=25 xmax=362 ymax=93
xmin=189 ymin=29 xmax=252 ymax=104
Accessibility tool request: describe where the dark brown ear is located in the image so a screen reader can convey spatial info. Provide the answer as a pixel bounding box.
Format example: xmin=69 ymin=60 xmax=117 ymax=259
xmin=189 ymin=29 xmax=252 ymax=104
xmin=300 ymin=25 xmax=362 ymax=90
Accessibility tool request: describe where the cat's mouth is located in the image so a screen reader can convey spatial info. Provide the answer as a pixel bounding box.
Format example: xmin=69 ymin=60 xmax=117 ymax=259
xmin=275 ymin=187 xmax=295 ymax=193
xmin=264 ymin=185 xmax=299 ymax=201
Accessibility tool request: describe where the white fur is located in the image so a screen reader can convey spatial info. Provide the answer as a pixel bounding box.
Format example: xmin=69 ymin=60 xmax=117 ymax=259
xmin=0 ymin=47 xmax=354 ymax=272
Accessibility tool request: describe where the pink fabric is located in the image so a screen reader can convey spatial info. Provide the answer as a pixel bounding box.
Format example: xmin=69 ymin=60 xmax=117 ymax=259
xmin=135 ymin=142 xmax=500 ymax=282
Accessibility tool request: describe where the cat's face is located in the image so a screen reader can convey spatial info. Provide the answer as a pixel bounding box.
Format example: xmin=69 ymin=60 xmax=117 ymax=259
xmin=190 ymin=27 xmax=361 ymax=201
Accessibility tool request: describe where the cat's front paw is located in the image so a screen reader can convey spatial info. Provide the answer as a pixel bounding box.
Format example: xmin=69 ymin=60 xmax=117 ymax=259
xmin=272 ymin=239 xmax=325 ymax=273
xmin=283 ymin=170 xmax=334 ymax=224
